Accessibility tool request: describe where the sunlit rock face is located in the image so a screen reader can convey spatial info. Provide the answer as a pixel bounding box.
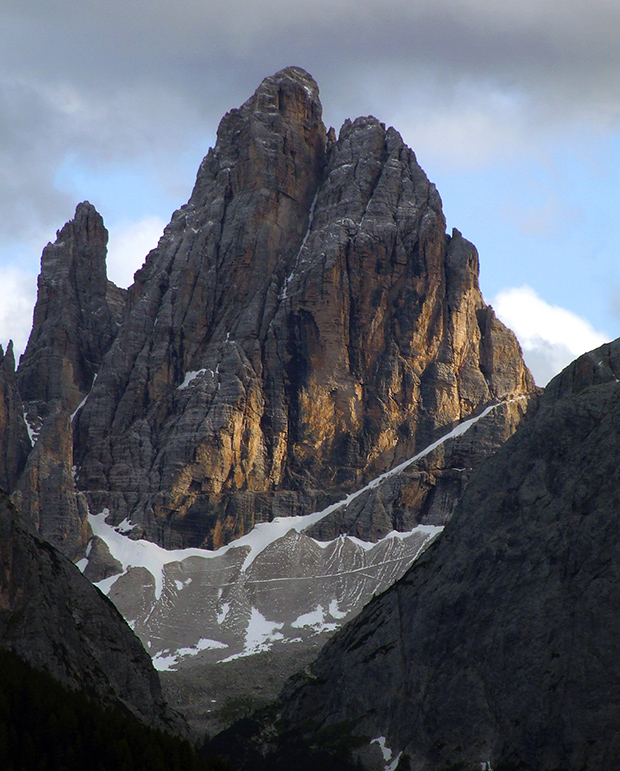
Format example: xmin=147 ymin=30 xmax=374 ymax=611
xmin=5 ymin=65 xmax=537 ymax=670
xmin=44 ymin=66 xmax=534 ymax=552
xmin=209 ymin=340 xmax=620 ymax=771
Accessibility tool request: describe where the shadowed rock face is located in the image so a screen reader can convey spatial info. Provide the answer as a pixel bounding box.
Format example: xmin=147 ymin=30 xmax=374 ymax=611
xmin=0 ymin=343 xmax=30 ymax=492
xmin=210 ymin=339 xmax=620 ymax=771
xmin=17 ymin=201 xmax=126 ymax=422
xmin=58 ymin=66 xmax=535 ymax=550
xmin=0 ymin=490 xmax=184 ymax=734
xmin=12 ymin=202 xmax=127 ymax=557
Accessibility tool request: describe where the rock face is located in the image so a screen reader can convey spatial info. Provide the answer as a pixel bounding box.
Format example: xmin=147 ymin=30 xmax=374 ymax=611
xmin=12 ymin=407 xmax=89 ymax=560
xmin=210 ymin=339 xmax=620 ymax=771
xmin=1 ymin=66 xmax=541 ymax=749
xmin=0 ymin=343 xmax=30 ymax=492
xmin=0 ymin=490 xmax=183 ymax=733
xmin=18 ymin=201 xmax=126 ymax=422
xmin=58 ymin=66 xmax=536 ymax=552
xmin=12 ymin=201 xmax=126 ymax=557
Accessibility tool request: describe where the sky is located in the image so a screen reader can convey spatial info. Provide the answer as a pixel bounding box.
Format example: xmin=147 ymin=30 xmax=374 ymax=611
xmin=2 ymin=1 xmax=620 ymax=385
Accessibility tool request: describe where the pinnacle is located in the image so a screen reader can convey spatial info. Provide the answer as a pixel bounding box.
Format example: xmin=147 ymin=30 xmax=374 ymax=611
xmin=245 ymin=65 xmax=321 ymax=116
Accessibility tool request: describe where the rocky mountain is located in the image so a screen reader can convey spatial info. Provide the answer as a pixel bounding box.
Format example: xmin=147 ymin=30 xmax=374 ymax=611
xmin=2 ymin=66 xmax=540 ymax=741
xmin=207 ymin=339 xmax=620 ymax=770
xmin=14 ymin=67 xmax=534 ymax=555
xmin=0 ymin=489 xmax=183 ymax=734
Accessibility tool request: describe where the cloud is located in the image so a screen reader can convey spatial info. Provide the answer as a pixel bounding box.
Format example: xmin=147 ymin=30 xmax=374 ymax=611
xmin=0 ymin=267 xmax=37 ymax=363
xmin=492 ymin=285 xmax=610 ymax=386
xmin=107 ymin=217 xmax=166 ymax=288
xmin=1 ymin=0 xmax=620 ymax=247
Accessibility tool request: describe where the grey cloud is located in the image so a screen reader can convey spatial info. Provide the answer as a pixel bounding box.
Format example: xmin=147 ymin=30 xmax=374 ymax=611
xmin=2 ymin=0 xmax=620 ymax=241
xmin=519 ymin=338 xmax=577 ymax=387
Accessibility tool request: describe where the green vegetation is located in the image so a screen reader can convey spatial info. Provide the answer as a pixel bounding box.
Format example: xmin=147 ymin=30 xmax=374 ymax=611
xmin=0 ymin=648 xmax=228 ymax=771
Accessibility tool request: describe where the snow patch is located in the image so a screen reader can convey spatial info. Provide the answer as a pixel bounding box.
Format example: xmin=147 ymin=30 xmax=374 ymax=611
xmin=151 ymin=653 xmax=178 ymax=672
xmin=177 ymin=369 xmax=207 ymax=390
xmin=220 ymin=608 xmax=284 ymax=661
xmin=371 ymin=737 xmax=392 ymax=763
xmin=217 ymin=602 xmax=230 ymax=625
xmin=280 ymin=190 xmax=319 ymax=299
xmin=70 ymin=375 xmax=97 ymax=423
xmin=328 ymin=599 xmax=347 ymax=619
xmin=23 ymin=412 xmax=39 ymax=446
xmin=90 ymin=508 xmax=228 ymax=600
xmin=388 ymin=753 xmax=403 ymax=771
xmin=292 ymin=605 xmax=339 ymax=633
xmin=115 ymin=518 xmax=136 ymax=534
xmin=152 ymin=638 xmax=228 ymax=671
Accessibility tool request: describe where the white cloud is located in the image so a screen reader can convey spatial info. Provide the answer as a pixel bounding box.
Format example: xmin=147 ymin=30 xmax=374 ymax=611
xmin=0 ymin=267 xmax=37 ymax=363
xmin=106 ymin=216 xmax=165 ymax=288
xmin=492 ymin=285 xmax=610 ymax=386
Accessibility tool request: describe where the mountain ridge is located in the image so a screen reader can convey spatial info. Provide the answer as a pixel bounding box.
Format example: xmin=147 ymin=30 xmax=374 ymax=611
xmin=0 ymin=66 xmax=541 ymax=745
xmin=14 ymin=67 xmax=536 ymax=559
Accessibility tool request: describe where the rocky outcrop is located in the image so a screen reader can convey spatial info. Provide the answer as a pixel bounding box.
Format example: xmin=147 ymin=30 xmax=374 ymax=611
xmin=12 ymin=407 xmax=89 ymax=560
xmin=0 ymin=67 xmax=542 ymax=749
xmin=17 ymin=201 xmax=126 ymax=423
xmin=69 ymin=66 xmax=535 ymax=551
xmin=210 ymin=338 xmax=620 ymax=771
xmin=0 ymin=490 xmax=184 ymax=734
xmin=12 ymin=201 xmax=127 ymax=557
xmin=305 ymin=395 xmax=534 ymax=540
xmin=0 ymin=343 xmax=30 ymax=492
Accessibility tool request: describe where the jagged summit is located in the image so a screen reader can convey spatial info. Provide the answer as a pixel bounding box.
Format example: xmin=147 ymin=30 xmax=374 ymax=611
xmin=18 ymin=200 xmax=126 ymax=420
xmin=0 ymin=67 xmax=539 ymax=740
xmin=241 ymin=66 xmax=321 ymax=113
xmin=11 ymin=68 xmax=536 ymax=559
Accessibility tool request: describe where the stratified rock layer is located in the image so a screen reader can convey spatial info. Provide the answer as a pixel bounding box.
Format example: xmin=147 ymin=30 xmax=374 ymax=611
xmin=210 ymin=339 xmax=620 ymax=771
xmin=66 ymin=66 xmax=535 ymax=550
xmin=0 ymin=490 xmax=183 ymax=733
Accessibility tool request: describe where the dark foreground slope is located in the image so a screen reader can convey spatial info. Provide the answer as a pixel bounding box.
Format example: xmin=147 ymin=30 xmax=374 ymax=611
xmin=0 ymin=649 xmax=216 ymax=771
xmin=207 ymin=339 xmax=620 ymax=770
xmin=0 ymin=490 xmax=183 ymax=735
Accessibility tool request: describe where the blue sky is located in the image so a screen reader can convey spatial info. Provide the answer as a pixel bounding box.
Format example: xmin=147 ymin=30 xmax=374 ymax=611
xmin=2 ymin=0 xmax=620 ymax=385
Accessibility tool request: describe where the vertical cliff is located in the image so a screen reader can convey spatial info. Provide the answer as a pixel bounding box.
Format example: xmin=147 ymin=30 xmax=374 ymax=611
xmin=0 ymin=343 xmax=30 ymax=492
xmin=59 ymin=67 xmax=536 ymax=551
xmin=13 ymin=201 xmax=127 ymax=557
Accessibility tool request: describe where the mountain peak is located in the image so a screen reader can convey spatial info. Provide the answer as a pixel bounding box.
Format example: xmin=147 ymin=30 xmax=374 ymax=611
xmin=251 ymin=65 xmax=321 ymax=111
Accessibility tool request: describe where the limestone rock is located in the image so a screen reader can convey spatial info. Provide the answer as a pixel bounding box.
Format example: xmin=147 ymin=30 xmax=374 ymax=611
xmin=12 ymin=406 xmax=88 ymax=560
xmin=0 ymin=490 xmax=184 ymax=734
xmin=0 ymin=342 xmax=30 ymax=492
xmin=71 ymin=67 xmax=535 ymax=550
xmin=305 ymin=395 xmax=538 ymax=540
xmin=211 ymin=337 xmax=620 ymax=770
xmin=12 ymin=201 xmax=127 ymax=558
xmin=17 ymin=200 xmax=126 ymax=422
